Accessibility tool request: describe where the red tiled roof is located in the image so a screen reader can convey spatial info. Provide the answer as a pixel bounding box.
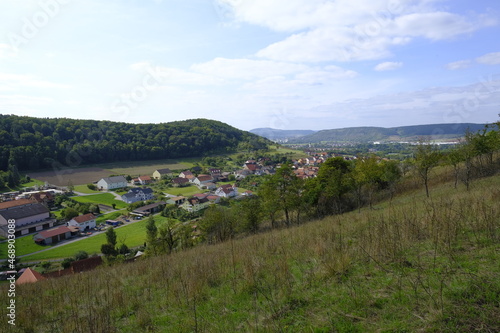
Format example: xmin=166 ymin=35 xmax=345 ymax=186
xmin=37 ymin=226 xmax=72 ymax=239
xmin=139 ymin=176 xmax=152 ymax=181
xmin=0 ymin=199 xmax=34 ymax=210
xmin=72 ymin=213 xmax=96 ymax=223
xmin=16 ymin=268 xmax=45 ymax=285
xmin=197 ymin=175 xmax=212 ymax=182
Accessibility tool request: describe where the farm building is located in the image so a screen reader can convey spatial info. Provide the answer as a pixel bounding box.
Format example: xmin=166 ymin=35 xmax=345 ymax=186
xmin=132 ymin=201 xmax=166 ymax=217
xmin=0 ymin=199 xmax=55 ymax=237
xmin=97 ymin=176 xmax=128 ymax=190
xmin=34 ymin=226 xmax=78 ymax=245
xmin=68 ymin=213 xmax=96 ymax=231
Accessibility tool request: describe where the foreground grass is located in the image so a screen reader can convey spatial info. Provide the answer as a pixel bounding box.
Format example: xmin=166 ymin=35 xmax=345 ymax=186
xmin=2 ymin=174 xmax=499 ymax=332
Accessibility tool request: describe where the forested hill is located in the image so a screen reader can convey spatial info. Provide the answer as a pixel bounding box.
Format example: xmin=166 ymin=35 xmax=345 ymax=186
xmin=0 ymin=115 xmax=270 ymax=172
xmin=290 ymin=123 xmax=488 ymax=143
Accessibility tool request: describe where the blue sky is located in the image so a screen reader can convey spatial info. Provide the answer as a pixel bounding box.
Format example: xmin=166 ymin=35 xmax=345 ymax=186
xmin=0 ymin=0 xmax=499 ymax=131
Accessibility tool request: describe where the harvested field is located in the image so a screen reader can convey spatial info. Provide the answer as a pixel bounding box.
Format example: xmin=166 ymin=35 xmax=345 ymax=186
xmin=28 ymin=159 xmax=193 ymax=186
xmin=28 ymin=167 xmax=114 ymax=187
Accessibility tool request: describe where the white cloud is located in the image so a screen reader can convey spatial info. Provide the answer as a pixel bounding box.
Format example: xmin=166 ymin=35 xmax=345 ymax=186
xmin=446 ymin=60 xmax=471 ymax=70
xmin=0 ymin=43 xmax=17 ymax=59
xmin=191 ymin=58 xmax=309 ymax=80
xmin=0 ymin=73 xmax=69 ymax=91
xmin=374 ymin=61 xmax=403 ymax=71
xmin=221 ymin=0 xmax=494 ymax=63
xmin=476 ymin=52 xmax=500 ymax=65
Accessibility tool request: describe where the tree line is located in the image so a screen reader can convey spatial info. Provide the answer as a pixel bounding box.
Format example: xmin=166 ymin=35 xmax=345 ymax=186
xmin=0 ymin=115 xmax=270 ymax=173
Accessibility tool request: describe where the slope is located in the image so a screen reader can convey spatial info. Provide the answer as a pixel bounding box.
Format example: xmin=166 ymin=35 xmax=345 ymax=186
xmin=4 ymin=166 xmax=499 ymax=331
xmin=291 ymin=123 xmax=488 ymax=143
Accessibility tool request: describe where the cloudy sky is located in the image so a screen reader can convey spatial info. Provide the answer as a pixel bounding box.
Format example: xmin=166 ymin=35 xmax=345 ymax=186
xmin=0 ymin=0 xmax=499 ymax=131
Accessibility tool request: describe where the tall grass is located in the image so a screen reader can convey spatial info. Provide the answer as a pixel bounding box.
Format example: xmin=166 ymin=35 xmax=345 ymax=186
xmin=1 ymin=172 xmax=499 ymax=332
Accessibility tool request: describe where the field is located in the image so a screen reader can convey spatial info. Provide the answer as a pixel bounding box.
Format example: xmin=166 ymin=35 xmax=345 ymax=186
xmin=28 ymin=158 xmax=192 ymax=186
xmin=72 ymin=193 xmax=129 ymax=209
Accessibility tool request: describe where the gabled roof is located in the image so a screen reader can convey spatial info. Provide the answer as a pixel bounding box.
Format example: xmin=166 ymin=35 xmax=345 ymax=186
xmin=37 ymin=226 xmax=72 ymax=239
xmin=72 ymin=213 xmax=96 ymax=223
xmin=155 ymin=168 xmax=172 ymax=174
xmin=180 ymin=170 xmax=193 ymax=176
xmin=138 ymin=175 xmax=152 ymax=181
xmin=16 ymin=268 xmax=45 ymax=285
xmin=100 ymin=176 xmax=127 ymax=184
xmin=129 ymin=187 xmax=154 ymax=195
xmin=196 ymin=175 xmax=213 ymax=182
xmin=172 ymin=177 xmax=189 ymax=184
xmin=0 ymin=199 xmax=34 ymax=210
xmin=0 ymin=203 xmax=49 ymax=221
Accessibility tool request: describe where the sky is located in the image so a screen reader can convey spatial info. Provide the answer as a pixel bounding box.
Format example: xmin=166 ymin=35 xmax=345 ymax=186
xmin=0 ymin=0 xmax=499 ymax=131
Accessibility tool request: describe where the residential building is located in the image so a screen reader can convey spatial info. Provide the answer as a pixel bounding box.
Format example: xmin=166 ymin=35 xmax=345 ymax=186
xmin=97 ymin=176 xmax=127 ymax=190
xmin=121 ymin=187 xmax=154 ymax=204
xmin=16 ymin=268 xmax=45 ymax=285
xmin=138 ymin=175 xmax=153 ymax=185
xmin=152 ymin=168 xmax=173 ymax=180
xmin=68 ymin=213 xmax=97 ymax=231
xmin=215 ymin=184 xmax=238 ymax=198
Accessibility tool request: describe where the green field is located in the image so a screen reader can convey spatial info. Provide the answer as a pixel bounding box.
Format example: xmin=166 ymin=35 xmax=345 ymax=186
xmin=0 ymin=234 xmax=49 ymax=258
xmin=72 ymin=193 xmax=129 ymax=209
xmin=74 ymin=184 xmax=100 ymax=194
xmin=20 ymin=215 xmax=171 ymax=261
xmin=165 ymin=185 xmax=208 ymax=197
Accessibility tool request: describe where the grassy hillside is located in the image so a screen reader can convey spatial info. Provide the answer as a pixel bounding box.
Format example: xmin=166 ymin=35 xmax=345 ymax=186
xmin=291 ymin=123 xmax=488 ymax=143
xmin=1 ymin=172 xmax=499 ymax=332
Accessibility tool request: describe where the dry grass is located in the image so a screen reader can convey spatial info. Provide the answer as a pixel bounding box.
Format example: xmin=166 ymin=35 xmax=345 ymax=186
xmin=1 ymin=171 xmax=499 ymax=332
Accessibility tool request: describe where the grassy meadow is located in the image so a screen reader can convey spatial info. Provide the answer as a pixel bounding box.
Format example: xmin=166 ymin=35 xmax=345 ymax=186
xmin=2 ymin=166 xmax=499 ymax=332
xmin=72 ymin=193 xmax=129 ymax=209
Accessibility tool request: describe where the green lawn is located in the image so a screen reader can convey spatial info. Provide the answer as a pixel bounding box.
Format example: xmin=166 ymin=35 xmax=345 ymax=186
xmin=74 ymin=184 xmax=100 ymax=194
xmin=0 ymin=234 xmax=51 ymax=258
xmin=20 ymin=215 xmax=171 ymax=261
xmin=166 ymin=185 xmax=208 ymax=197
xmin=72 ymin=193 xmax=129 ymax=209
xmin=0 ymin=178 xmax=45 ymax=193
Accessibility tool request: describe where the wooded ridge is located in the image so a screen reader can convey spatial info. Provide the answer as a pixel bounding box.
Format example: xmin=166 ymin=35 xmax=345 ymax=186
xmin=0 ymin=115 xmax=270 ymax=172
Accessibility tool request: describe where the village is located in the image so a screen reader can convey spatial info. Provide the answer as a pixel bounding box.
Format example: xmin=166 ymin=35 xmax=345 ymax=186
xmin=0 ymin=152 xmax=347 ymax=256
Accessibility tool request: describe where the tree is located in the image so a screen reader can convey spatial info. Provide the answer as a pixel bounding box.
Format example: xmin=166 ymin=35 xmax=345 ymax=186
xmin=259 ymin=163 xmax=302 ymax=226
xmin=200 ymin=206 xmax=236 ymax=243
xmin=62 ymin=207 xmax=79 ymax=221
xmin=414 ymin=140 xmax=442 ymax=197
xmin=105 ymin=227 xmax=117 ymax=248
xmin=158 ymin=218 xmax=178 ymax=254
xmin=237 ymin=197 xmax=263 ymax=233
xmin=145 ymin=217 xmax=158 ymax=256
xmin=74 ymin=250 xmax=89 ymax=261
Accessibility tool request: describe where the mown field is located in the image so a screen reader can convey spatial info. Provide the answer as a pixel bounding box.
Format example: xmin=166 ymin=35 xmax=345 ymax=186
xmin=71 ymin=193 xmax=129 ymax=209
xmin=3 ymin=167 xmax=499 ymax=332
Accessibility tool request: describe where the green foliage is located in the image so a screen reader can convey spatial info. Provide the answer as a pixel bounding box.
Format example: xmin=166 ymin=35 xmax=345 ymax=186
xmin=105 ymin=227 xmax=117 ymax=248
xmin=0 ymin=115 xmax=271 ymax=172
xmin=74 ymin=250 xmax=89 ymax=261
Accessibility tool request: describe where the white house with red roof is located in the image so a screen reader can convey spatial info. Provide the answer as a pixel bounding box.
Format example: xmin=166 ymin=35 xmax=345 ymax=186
xmin=215 ymin=184 xmax=238 ymax=198
xmin=68 ymin=213 xmax=96 ymax=231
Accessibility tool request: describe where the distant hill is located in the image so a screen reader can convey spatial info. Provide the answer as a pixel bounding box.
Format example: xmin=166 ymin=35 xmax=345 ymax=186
xmin=289 ymin=123 xmax=489 ymax=143
xmin=0 ymin=115 xmax=271 ymax=172
xmin=250 ymin=128 xmax=316 ymax=141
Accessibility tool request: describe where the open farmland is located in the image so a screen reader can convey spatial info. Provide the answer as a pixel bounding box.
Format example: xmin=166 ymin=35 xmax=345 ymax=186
xmin=28 ymin=159 xmax=193 ymax=186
